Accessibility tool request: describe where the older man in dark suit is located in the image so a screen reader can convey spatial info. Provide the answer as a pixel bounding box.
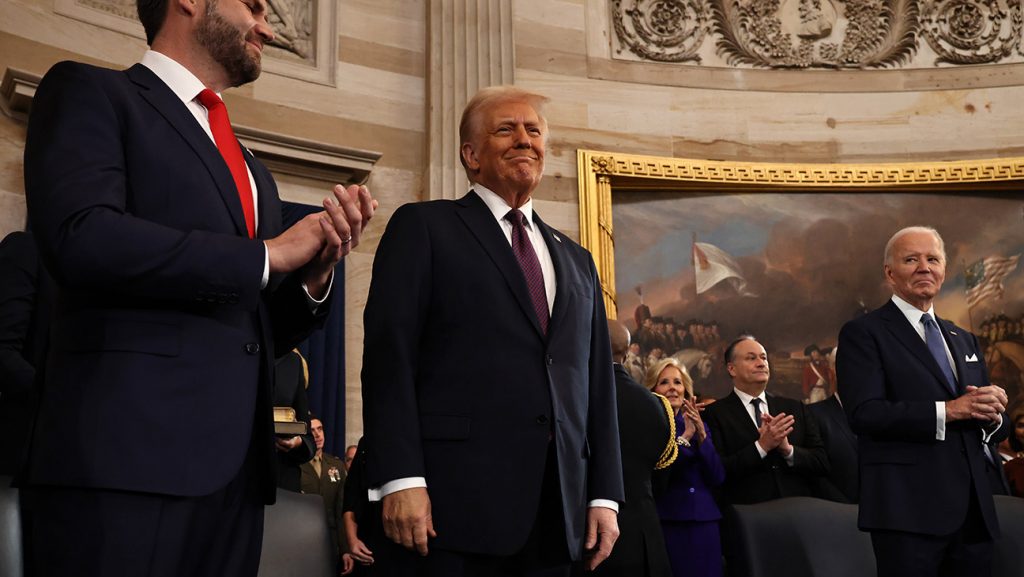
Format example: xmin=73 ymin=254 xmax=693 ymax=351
xmin=22 ymin=1 xmax=375 ymax=575
xmin=837 ymin=226 xmax=1008 ymax=577
xmin=361 ymin=86 xmax=623 ymax=576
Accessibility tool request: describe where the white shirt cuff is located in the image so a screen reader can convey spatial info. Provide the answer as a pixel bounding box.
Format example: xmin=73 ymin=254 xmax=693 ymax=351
xmin=301 ymin=268 xmax=334 ymax=312
xmin=367 ymin=477 xmax=427 ymax=502
xmin=754 ymin=441 xmax=768 ymax=459
xmin=936 ymin=402 xmax=946 ymax=441
xmin=588 ymin=499 xmax=619 ymax=513
xmin=981 ymin=414 xmax=1003 ymax=443
xmin=261 ymin=244 xmax=270 ymax=289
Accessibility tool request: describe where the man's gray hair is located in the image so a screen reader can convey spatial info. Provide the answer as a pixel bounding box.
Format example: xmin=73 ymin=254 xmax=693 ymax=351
xmin=883 ymin=226 xmax=946 ymax=266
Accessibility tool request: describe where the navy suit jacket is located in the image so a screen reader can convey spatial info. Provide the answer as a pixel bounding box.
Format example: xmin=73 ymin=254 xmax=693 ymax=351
xmin=837 ymin=299 xmax=1007 ymax=537
xmin=703 ymin=391 xmax=829 ymax=505
xmin=594 ymin=364 xmax=672 ymax=577
xmin=23 ymin=61 xmax=326 ymax=501
xmin=808 ymin=395 xmax=859 ymax=503
xmin=360 ymin=190 xmax=623 ymax=559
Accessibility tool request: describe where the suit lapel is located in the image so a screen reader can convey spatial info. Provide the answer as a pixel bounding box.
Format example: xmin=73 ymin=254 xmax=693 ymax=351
xmin=454 ymin=191 xmax=545 ymax=339
xmin=938 ymin=317 xmax=969 ymax=394
xmin=879 ymin=300 xmax=955 ymax=397
xmin=534 ymin=213 xmax=570 ymax=338
xmin=126 ymin=64 xmax=249 ymax=238
xmin=244 ymin=150 xmax=277 ymax=239
xmin=723 ymin=392 xmax=758 ymax=437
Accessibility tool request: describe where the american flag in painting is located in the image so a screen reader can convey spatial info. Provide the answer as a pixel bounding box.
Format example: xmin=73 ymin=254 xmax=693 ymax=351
xmin=964 ymin=255 xmax=1020 ymax=308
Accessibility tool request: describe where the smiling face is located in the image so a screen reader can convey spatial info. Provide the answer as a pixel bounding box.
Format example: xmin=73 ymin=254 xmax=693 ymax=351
xmin=653 ymin=365 xmax=690 ymax=412
xmin=461 ymin=99 xmax=546 ymax=207
xmin=727 ymin=338 xmax=770 ymax=396
xmin=196 ymin=0 xmax=274 ymax=87
xmin=884 ymin=230 xmax=946 ymax=311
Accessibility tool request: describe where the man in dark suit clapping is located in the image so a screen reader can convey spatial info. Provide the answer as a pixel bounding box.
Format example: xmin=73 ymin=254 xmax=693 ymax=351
xmin=703 ymin=336 xmax=829 ymax=506
xmin=22 ymin=1 xmax=376 ymax=574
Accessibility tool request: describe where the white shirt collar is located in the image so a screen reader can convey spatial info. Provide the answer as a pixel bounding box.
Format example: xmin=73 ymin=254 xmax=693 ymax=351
xmin=473 ymin=184 xmax=535 ymax=229
xmin=891 ymin=293 xmax=936 ymax=325
xmin=140 ymin=50 xmax=210 ymax=106
xmin=734 ymin=387 xmax=767 ymax=407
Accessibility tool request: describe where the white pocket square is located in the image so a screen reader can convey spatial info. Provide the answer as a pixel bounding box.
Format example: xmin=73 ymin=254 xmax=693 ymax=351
xmin=965 ymin=354 xmax=978 ymax=362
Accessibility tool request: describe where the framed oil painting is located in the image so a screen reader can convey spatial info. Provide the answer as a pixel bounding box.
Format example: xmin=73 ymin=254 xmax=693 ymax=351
xmin=577 ymin=151 xmax=1024 ymax=407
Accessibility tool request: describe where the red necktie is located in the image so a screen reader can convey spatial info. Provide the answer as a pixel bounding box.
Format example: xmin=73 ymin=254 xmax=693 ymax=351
xmin=506 ymin=209 xmax=549 ymax=335
xmin=197 ymin=89 xmax=256 ymax=238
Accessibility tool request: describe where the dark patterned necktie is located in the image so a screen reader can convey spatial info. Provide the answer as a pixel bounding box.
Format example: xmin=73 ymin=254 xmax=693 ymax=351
xmin=921 ymin=313 xmax=957 ymax=394
xmin=197 ymin=89 xmax=255 ymax=238
xmin=751 ymin=398 xmax=763 ymax=428
xmin=506 ymin=209 xmax=549 ymax=335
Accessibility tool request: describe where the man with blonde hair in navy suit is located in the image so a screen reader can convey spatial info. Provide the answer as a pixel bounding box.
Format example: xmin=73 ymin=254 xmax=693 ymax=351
xmin=361 ymin=85 xmax=623 ymax=577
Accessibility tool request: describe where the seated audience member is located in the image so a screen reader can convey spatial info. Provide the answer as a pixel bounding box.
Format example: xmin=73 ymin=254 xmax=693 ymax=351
xmin=274 ymin=349 xmax=316 ymax=492
xmin=587 ymin=320 xmax=676 ymax=577
xmin=342 ymin=437 xmax=375 ymax=575
xmin=1003 ymin=407 xmax=1024 ymax=497
xmin=648 ymin=357 xmax=725 ymax=577
xmin=808 ymin=392 xmax=859 ymax=503
xmin=0 ymin=230 xmax=54 ymax=476
xmin=301 ymin=417 xmax=347 ymax=562
xmin=703 ymin=336 xmax=829 ymax=506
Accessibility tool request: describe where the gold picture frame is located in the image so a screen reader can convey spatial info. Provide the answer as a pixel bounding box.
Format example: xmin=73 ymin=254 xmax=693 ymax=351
xmin=576 ymin=150 xmax=1024 ymax=317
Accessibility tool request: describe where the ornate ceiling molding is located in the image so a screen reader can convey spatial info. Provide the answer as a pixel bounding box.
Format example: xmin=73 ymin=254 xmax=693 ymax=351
xmin=611 ymin=0 xmax=1023 ymax=69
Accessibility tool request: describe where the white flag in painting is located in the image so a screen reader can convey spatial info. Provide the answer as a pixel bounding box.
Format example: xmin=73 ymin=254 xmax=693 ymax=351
xmin=692 ymin=242 xmax=755 ymax=296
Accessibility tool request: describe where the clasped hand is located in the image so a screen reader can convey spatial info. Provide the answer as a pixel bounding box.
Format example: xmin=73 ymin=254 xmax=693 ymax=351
xmin=946 ymin=385 xmax=1007 ymax=424
xmin=265 ymin=184 xmax=378 ymax=298
xmin=759 ymin=412 xmax=794 ymax=454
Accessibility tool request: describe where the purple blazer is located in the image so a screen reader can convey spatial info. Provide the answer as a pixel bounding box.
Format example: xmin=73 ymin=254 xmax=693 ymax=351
xmin=655 ymin=416 xmax=725 ymax=522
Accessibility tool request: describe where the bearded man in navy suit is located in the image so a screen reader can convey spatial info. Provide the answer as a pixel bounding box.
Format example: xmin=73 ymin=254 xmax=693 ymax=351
xmin=361 ymin=86 xmax=623 ymax=577
xmin=837 ymin=226 xmax=1008 ymax=577
xmin=22 ymin=1 xmax=375 ymax=575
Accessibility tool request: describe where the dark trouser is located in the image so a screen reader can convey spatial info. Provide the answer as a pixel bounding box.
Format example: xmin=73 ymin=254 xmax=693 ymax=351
xmin=373 ymin=446 xmax=571 ymax=577
xmin=871 ymin=485 xmax=994 ymax=577
xmin=26 ymin=465 xmax=264 ymax=577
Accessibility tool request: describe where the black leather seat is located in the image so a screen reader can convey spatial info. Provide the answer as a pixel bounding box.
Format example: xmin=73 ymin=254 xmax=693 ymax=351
xmin=0 ymin=476 xmax=23 ymax=577
xmin=726 ymin=496 xmax=876 ymax=577
xmin=257 ymin=488 xmax=335 ymax=577
xmin=992 ymin=495 xmax=1024 ymax=576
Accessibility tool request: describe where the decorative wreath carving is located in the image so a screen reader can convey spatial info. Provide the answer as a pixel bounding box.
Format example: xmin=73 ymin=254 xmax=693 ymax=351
xmin=919 ymin=0 xmax=1022 ymax=64
xmin=612 ymin=0 xmax=1023 ymax=68
xmin=612 ymin=0 xmax=712 ymax=62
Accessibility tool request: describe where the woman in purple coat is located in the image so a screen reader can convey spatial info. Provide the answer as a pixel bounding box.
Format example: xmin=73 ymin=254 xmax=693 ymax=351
xmin=647 ymin=358 xmax=725 ymax=577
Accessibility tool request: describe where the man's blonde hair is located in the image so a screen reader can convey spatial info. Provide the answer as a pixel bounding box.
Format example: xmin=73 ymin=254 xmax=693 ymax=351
xmin=458 ymin=86 xmax=550 ymax=179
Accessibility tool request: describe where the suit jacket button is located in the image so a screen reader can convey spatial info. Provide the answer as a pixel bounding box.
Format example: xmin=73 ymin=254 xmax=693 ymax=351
xmin=245 ymin=343 xmax=260 ymax=355
xmin=689 ymin=487 xmax=695 ymax=493
xmin=536 ymin=415 xmax=549 ymax=425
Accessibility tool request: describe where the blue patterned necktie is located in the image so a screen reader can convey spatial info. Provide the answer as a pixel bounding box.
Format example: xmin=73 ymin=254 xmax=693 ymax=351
xmin=506 ymin=209 xmax=549 ymax=335
xmin=921 ymin=313 xmax=957 ymax=394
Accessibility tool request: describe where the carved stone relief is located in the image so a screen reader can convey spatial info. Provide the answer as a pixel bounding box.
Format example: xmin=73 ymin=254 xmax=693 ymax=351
xmin=612 ymin=0 xmax=1023 ymax=68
